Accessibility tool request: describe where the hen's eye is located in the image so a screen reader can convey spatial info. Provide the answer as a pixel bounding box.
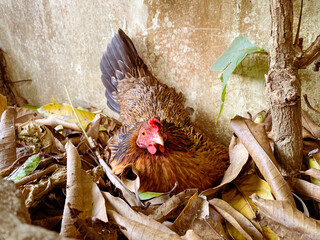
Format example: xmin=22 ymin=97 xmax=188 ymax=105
xmin=141 ymin=131 xmax=146 ymax=136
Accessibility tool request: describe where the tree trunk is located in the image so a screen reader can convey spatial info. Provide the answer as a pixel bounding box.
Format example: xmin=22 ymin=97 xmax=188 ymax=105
xmin=266 ymin=0 xmax=303 ymax=174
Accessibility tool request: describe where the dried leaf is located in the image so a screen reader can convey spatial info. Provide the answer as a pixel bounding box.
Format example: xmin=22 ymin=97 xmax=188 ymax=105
xmin=108 ymin=210 xmax=182 ymax=240
xmin=191 ymin=218 xmax=226 ymax=240
xmin=120 ymin=164 xmax=140 ymax=192
xmin=102 ymin=191 xmax=175 ymax=234
xmin=210 ymin=198 xmax=263 ymax=240
xmin=35 ymin=118 xmax=81 ymax=131
xmin=149 ymin=189 xmax=198 ymax=222
xmin=306 ymin=158 xmax=320 ymax=183
xmin=102 ymin=162 xmax=138 ymax=206
xmin=251 ymin=194 xmax=320 ymax=239
xmin=182 ymin=230 xmax=203 ymax=240
xmin=222 ymin=174 xmax=277 ymax=239
xmin=171 ymin=193 xmax=209 ymax=236
xmin=16 ymin=120 xmax=55 ymax=153
xmin=288 ymin=178 xmax=320 ymax=202
xmin=0 ymin=108 xmax=16 ymax=171
xmin=15 ymin=107 xmax=41 ymax=124
xmin=302 ymin=168 xmax=320 ymax=182
xmin=60 ymin=141 xmax=107 ymax=238
xmin=302 ymin=111 xmax=320 ymax=139
xmin=230 ymin=115 xmax=295 ymax=206
xmin=201 ymin=135 xmax=249 ymax=197
xmin=23 ymin=166 xmax=67 ymax=208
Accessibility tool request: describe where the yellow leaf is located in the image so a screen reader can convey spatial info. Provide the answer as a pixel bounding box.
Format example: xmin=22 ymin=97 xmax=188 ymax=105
xmin=37 ymin=102 xmax=97 ymax=130
xmin=309 ymin=158 xmax=320 ymax=186
xmin=222 ymin=174 xmax=277 ymax=240
xmin=308 ymin=158 xmax=320 ymax=215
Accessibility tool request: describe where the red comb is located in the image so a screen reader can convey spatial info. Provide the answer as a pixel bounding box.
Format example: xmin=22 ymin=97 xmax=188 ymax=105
xmin=148 ymin=117 xmax=162 ymax=127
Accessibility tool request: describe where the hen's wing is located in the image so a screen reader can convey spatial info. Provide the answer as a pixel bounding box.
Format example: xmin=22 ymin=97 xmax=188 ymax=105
xmin=100 ymin=29 xmax=191 ymax=127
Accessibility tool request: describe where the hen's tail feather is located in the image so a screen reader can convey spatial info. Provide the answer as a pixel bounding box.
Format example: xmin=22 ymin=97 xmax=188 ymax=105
xmin=100 ymin=29 xmax=149 ymax=113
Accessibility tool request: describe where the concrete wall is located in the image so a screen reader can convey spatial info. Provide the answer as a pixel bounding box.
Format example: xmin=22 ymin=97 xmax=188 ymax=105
xmin=0 ymin=0 xmax=319 ymax=145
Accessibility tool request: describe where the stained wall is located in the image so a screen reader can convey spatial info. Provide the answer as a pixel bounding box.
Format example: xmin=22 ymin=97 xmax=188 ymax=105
xmin=0 ymin=0 xmax=319 ymax=145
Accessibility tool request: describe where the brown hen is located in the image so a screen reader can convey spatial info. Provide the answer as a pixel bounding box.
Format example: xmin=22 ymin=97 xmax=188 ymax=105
xmin=100 ymin=29 xmax=229 ymax=193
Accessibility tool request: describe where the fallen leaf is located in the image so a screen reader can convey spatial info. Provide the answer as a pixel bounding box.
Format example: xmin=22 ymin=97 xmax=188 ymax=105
xmin=181 ymin=229 xmax=203 ymax=240
xmin=16 ymin=119 xmax=55 ymax=153
xmin=102 ymin=191 xmax=175 ymax=234
xmin=0 ymin=108 xmax=17 ymax=171
xmin=301 ymin=168 xmax=320 ymax=182
xmin=60 ymin=141 xmax=107 ymax=238
xmin=251 ymin=194 xmax=320 ymax=239
xmin=230 ymin=115 xmax=295 ymax=206
xmin=201 ymin=135 xmax=250 ymax=197
xmin=100 ymin=160 xmax=138 ymax=206
xmin=149 ymin=189 xmax=197 ymax=222
xmin=302 ymin=111 xmax=320 ymax=139
xmin=191 ymin=218 xmax=226 ymax=240
xmin=22 ymin=166 xmax=67 ymax=208
xmin=307 ymin=158 xmax=320 ymax=183
xmin=288 ymin=178 xmax=320 ymax=202
xmin=171 ymin=193 xmax=209 ymax=236
xmin=108 ymin=210 xmax=182 ymax=240
xmin=15 ymin=106 xmax=41 ymax=124
xmin=210 ymin=198 xmax=263 ymax=240
xmin=222 ymin=174 xmax=277 ymax=239
xmin=35 ymin=118 xmax=81 ymax=131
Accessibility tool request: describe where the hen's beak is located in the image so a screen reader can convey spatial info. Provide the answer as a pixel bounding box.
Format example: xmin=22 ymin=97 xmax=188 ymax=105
xmin=152 ymin=134 xmax=164 ymax=146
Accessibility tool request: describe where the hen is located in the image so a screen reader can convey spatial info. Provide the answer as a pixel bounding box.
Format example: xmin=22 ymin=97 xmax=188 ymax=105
xmin=100 ymin=29 xmax=229 ymax=193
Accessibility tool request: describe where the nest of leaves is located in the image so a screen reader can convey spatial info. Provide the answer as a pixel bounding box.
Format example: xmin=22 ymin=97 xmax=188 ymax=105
xmin=1 ymin=94 xmax=320 ymax=240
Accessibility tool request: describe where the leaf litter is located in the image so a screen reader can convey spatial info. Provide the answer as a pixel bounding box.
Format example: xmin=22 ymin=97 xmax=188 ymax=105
xmin=1 ymin=95 xmax=320 ymax=239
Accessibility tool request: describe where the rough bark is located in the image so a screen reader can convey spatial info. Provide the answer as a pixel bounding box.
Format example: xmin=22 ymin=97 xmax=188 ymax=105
xmin=267 ymin=0 xmax=303 ymax=174
xmin=0 ymin=50 xmax=16 ymax=106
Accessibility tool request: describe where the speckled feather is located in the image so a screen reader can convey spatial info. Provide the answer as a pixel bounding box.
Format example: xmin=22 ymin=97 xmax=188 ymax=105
xmin=100 ymin=29 xmax=229 ymax=193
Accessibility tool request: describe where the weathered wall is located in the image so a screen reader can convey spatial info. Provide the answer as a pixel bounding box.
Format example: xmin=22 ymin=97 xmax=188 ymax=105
xmin=0 ymin=0 xmax=319 ymax=145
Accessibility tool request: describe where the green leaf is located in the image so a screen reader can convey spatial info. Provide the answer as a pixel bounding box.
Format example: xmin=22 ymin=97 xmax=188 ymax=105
xmin=23 ymin=104 xmax=40 ymax=110
xmin=211 ymin=36 xmax=265 ymax=123
xmin=6 ymin=154 xmax=41 ymax=182
xmin=138 ymin=191 xmax=165 ymax=201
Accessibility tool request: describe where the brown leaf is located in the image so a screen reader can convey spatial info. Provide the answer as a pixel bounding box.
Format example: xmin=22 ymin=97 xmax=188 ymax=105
xmin=22 ymin=166 xmax=67 ymax=208
xmin=60 ymin=141 xmax=107 ymax=238
xmin=209 ymin=198 xmax=263 ymax=240
xmin=101 ymin=161 xmax=138 ymax=206
xmin=230 ymin=115 xmax=295 ymax=206
xmin=149 ymin=189 xmax=197 ymax=222
xmin=15 ymin=107 xmax=41 ymax=124
xmin=102 ymin=191 xmax=174 ymax=234
xmin=0 ymin=108 xmax=16 ymax=171
xmin=288 ymin=178 xmax=320 ymax=202
xmin=301 ymin=168 xmax=320 ymax=181
xmin=16 ymin=119 xmax=55 ymax=153
xmin=108 ymin=210 xmax=182 ymax=240
xmin=35 ymin=118 xmax=81 ymax=131
xmin=191 ymin=218 xmax=226 ymax=240
xmin=201 ymin=135 xmax=250 ymax=197
xmin=181 ymin=230 xmax=203 ymax=240
xmin=170 ymin=193 xmax=209 ymax=236
xmin=302 ymin=111 xmax=320 ymax=139
xmin=251 ymin=194 xmax=320 ymax=239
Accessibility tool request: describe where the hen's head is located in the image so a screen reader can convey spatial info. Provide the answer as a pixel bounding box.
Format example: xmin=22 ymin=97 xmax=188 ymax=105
xmin=136 ymin=117 xmax=167 ymax=154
